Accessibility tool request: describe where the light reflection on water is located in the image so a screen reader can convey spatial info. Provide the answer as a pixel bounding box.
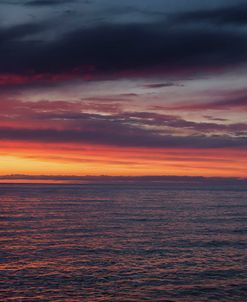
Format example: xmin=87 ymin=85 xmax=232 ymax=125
xmin=0 ymin=184 xmax=246 ymax=301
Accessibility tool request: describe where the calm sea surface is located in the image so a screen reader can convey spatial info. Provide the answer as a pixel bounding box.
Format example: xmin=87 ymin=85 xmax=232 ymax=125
xmin=0 ymin=184 xmax=246 ymax=301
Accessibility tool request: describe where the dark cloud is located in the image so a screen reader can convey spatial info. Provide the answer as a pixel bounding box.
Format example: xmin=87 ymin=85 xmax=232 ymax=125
xmin=1 ymin=18 xmax=247 ymax=80
xmin=144 ymin=82 xmax=183 ymax=89
xmin=201 ymin=95 xmax=247 ymax=110
xmin=203 ymin=115 xmax=229 ymax=122
xmin=155 ymin=91 xmax=247 ymax=111
xmin=0 ymin=22 xmax=48 ymax=42
xmin=0 ymin=125 xmax=246 ymax=149
xmin=25 ymin=0 xmax=74 ymax=6
xmin=173 ymin=3 xmax=247 ymax=26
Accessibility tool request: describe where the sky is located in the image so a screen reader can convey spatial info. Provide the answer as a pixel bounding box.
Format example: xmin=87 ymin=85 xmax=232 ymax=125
xmin=0 ymin=0 xmax=247 ymax=178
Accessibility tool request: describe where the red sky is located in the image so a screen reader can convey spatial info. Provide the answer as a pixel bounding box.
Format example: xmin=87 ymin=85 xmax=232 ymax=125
xmin=0 ymin=0 xmax=246 ymax=178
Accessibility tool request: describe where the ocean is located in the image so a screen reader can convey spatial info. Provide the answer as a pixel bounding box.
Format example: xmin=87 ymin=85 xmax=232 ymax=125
xmin=0 ymin=184 xmax=246 ymax=301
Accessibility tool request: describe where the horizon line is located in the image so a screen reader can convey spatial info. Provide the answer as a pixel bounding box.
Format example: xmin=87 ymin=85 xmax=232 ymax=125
xmin=0 ymin=174 xmax=247 ymax=185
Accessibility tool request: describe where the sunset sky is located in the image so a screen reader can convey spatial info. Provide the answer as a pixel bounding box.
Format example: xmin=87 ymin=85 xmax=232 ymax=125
xmin=0 ymin=0 xmax=247 ymax=178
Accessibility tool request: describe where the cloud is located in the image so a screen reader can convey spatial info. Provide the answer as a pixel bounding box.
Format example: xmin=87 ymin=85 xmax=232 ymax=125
xmin=0 ymin=98 xmax=124 ymax=118
xmin=118 ymin=111 xmax=247 ymax=134
xmin=203 ymin=115 xmax=229 ymax=122
xmin=173 ymin=3 xmax=247 ymax=26
xmin=154 ymin=89 xmax=247 ymax=111
xmin=0 ymin=22 xmax=48 ymax=41
xmin=0 ymin=98 xmax=246 ymax=141
xmin=1 ymin=17 xmax=247 ymax=82
xmin=0 ymin=100 xmax=246 ymax=149
xmin=1 ymin=125 xmax=247 ymax=148
xmin=143 ymin=82 xmax=183 ymax=89
xmin=25 ymin=0 xmax=75 ymax=6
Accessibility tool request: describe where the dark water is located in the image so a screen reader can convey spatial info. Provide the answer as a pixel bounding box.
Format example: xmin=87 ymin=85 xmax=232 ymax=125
xmin=0 ymin=184 xmax=246 ymax=302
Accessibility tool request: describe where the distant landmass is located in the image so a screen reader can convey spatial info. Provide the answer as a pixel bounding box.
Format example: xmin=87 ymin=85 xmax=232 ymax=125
xmin=0 ymin=174 xmax=247 ymax=187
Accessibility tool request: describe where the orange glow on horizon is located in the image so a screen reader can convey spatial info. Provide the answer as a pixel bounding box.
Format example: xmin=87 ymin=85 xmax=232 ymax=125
xmin=0 ymin=140 xmax=246 ymax=178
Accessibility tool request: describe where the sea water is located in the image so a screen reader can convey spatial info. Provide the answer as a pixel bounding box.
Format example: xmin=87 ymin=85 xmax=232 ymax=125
xmin=0 ymin=184 xmax=246 ymax=301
